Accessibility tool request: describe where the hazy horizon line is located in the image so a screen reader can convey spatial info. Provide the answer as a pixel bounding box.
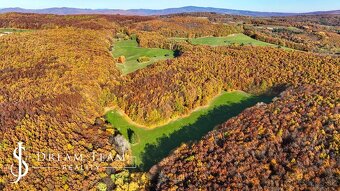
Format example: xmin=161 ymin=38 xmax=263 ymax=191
xmin=0 ymin=6 xmax=338 ymax=14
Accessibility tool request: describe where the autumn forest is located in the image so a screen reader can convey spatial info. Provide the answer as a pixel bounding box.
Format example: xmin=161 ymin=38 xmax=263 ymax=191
xmin=0 ymin=11 xmax=339 ymax=190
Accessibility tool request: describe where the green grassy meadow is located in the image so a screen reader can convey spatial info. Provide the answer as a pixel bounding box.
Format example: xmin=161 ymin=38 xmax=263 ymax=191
xmin=112 ymin=39 xmax=175 ymax=75
xmin=171 ymin=33 xmax=290 ymax=49
xmin=106 ymin=91 xmax=273 ymax=170
xmin=0 ymin=28 xmax=32 ymax=33
xmin=255 ymin=25 xmax=304 ymax=33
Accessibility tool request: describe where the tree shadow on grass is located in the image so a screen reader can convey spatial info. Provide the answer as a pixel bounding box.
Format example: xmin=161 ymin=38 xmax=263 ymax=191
xmin=137 ymin=94 xmax=274 ymax=171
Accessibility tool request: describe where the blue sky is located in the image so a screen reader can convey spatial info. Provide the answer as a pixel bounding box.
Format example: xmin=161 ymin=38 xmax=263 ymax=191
xmin=0 ymin=0 xmax=339 ymax=13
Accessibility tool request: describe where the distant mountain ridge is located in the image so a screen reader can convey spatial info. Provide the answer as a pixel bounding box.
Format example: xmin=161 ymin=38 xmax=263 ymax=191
xmin=0 ymin=6 xmax=339 ymax=17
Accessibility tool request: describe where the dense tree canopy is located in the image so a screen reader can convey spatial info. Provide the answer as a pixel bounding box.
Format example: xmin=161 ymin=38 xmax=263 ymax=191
xmin=0 ymin=12 xmax=338 ymax=190
xmin=0 ymin=28 xmax=127 ymax=190
xmin=131 ymin=16 xmax=243 ymax=38
xmin=114 ymin=44 xmax=339 ymax=125
xmin=157 ymin=83 xmax=340 ymax=190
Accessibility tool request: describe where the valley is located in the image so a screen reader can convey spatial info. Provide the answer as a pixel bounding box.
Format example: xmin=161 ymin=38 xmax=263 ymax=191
xmin=0 ymin=10 xmax=338 ymax=191
xmin=106 ymin=91 xmax=273 ymax=169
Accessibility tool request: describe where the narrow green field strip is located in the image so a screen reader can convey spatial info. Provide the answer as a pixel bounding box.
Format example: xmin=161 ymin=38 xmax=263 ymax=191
xmin=171 ymin=33 xmax=292 ymax=50
xmin=0 ymin=28 xmax=33 ymax=33
xmin=106 ymin=91 xmax=273 ymax=170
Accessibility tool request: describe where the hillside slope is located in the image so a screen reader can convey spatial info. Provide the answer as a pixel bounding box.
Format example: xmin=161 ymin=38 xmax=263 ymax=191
xmin=156 ymin=83 xmax=339 ymax=190
xmin=0 ymin=28 xmax=125 ymax=190
xmin=114 ymin=44 xmax=339 ymax=126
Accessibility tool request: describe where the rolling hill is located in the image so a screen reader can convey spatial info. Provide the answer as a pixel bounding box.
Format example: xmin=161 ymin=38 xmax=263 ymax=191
xmin=0 ymin=6 xmax=339 ymax=16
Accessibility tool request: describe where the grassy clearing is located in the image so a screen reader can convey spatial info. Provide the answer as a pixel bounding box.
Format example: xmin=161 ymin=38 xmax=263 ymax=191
xmin=0 ymin=28 xmax=32 ymax=33
xmin=255 ymin=25 xmax=304 ymax=33
xmin=112 ymin=39 xmax=175 ymax=75
xmin=171 ymin=33 xmax=291 ymax=50
xmin=106 ymin=91 xmax=273 ymax=170
xmin=190 ymin=33 xmax=279 ymax=47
